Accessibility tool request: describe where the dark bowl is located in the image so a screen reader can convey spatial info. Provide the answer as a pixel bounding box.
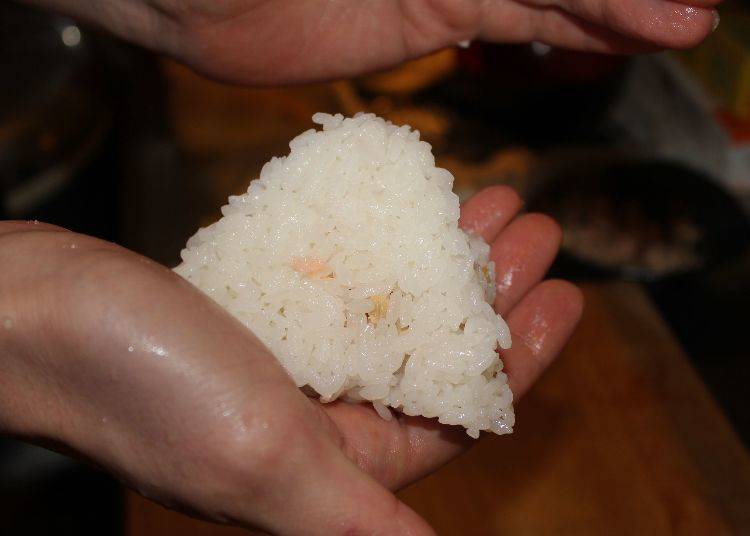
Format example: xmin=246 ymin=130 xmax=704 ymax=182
xmin=527 ymin=158 xmax=750 ymax=282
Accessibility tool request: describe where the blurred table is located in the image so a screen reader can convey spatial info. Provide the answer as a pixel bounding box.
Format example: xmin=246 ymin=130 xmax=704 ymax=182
xmin=126 ymin=282 xmax=750 ymax=535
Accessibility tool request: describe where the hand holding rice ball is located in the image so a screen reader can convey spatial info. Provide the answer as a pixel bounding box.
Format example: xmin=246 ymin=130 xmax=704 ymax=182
xmin=0 ymin=115 xmax=581 ymax=534
xmin=161 ymin=114 xmax=581 ymax=533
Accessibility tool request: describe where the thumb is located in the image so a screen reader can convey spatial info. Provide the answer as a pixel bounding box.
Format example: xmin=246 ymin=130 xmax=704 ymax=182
xmin=299 ymin=457 xmax=434 ymax=536
xmin=244 ymin=434 xmax=434 ymax=535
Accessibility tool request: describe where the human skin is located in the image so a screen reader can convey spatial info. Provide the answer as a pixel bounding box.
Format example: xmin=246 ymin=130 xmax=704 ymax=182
xmin=24 ymin=0 xmax=719 ymax=85
xmin=0 ymin=186 xmax=582 ymax=534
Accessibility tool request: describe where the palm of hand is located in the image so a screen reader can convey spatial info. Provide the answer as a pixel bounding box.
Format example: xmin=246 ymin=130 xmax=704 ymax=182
xmin=153 ymin=0 xmax=717 ymax=84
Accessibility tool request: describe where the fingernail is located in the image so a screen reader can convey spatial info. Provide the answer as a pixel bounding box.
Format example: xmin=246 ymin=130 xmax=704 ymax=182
xmin=712 ymin=10 xmax=720 ymax=32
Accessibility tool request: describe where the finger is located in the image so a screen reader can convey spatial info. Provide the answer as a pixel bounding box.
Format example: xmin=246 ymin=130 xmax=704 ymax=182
xmin=503 ymin=279 xmax=584 ymax=398
xmin=325 ymin=400 xmax=472 ymax=490
xmin=326 ymin=280 xmax=583 ymax=491
xmin=509 ymin=0 xmax=717 ymax=50
xmin=477 ymin=2 xmax=702 ymax=53
xmin=674 ymin=0 xmax=722 ymax=7
xmin=296 ymin=455 xmax=435 ymax=536
xmin=491 ymin=213 xmax=562 ymax=315
xmin=383 ymin=280 xmax=582 ymax=486
xmin=459 ymin=185 xmax=523 ymax=243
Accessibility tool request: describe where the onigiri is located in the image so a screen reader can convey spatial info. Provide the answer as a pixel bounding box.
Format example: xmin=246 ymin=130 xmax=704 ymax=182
xmin=174 ymin=113 xmax=514 ymax=437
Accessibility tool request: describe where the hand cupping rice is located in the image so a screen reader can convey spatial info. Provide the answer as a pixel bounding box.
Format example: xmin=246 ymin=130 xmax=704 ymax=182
xmin=174 ymin=113 xmax=514 ymax=437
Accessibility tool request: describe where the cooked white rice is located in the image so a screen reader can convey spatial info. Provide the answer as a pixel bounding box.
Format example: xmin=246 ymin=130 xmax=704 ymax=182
xmin=174 ymin=113 xmax=514 ymax=437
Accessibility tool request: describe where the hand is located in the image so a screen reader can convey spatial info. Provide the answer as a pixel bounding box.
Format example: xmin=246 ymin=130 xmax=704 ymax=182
xmin=321 ymin=185 xmax=582 ymax=491
xmin=0 ymin=186 xmax=581 ymax=535
xmin=28 ymin=0 xmax=719 ymax=84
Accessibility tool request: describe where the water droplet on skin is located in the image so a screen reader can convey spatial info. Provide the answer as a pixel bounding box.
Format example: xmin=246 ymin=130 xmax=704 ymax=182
xmin=2 ymin=317 xmax=13 ymax=330
xmin=127 ymin=346 xmax=134 ymax=352
xmin=523 ymin=309 xmax=550 ymax=356
xmin=496 ymin=267 xmax=517 ymax=293
xmin=149 ymin=345 xmax=168 ymax=358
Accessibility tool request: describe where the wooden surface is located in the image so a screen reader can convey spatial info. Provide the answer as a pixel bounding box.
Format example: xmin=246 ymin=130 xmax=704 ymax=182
xmin=126 ymin=282 xmax=750 ymax=535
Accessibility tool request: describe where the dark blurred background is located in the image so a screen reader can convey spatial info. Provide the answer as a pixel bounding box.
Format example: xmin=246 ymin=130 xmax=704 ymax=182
xmin=2 ymin=1 xmax=750 ymax=534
